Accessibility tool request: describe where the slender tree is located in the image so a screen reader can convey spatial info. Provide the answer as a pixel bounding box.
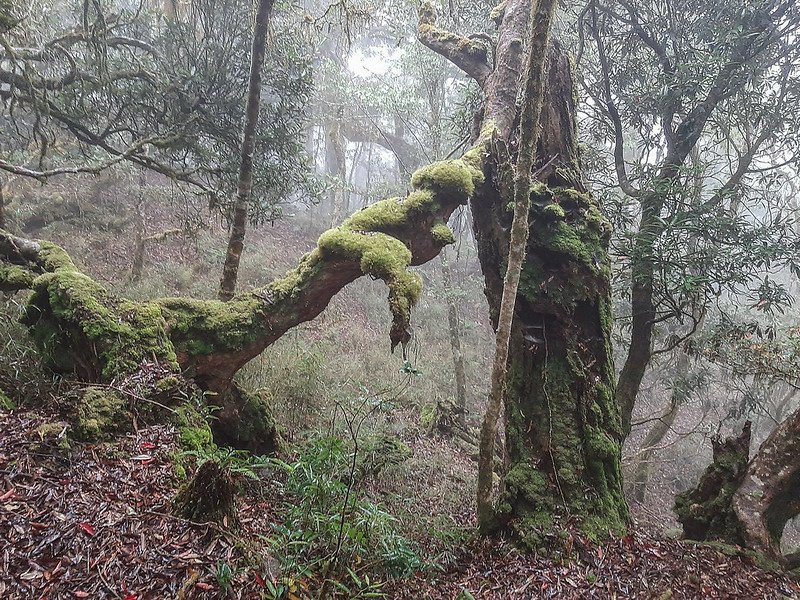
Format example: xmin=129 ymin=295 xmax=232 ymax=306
xmin=219 ymin=0 xmax=275 ymax=300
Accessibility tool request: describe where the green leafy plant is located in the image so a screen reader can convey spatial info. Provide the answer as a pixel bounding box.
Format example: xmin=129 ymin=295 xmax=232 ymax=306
xmin=266 ymin=433 xmax=423 ymax=595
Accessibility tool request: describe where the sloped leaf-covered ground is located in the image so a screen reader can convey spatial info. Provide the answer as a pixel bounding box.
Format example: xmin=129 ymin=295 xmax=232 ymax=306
xmin=1 ymin=407 xmax=798 ymax=599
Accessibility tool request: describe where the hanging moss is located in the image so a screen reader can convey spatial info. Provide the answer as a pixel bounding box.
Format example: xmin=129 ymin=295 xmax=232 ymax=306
xmin=314 ymin=159 xmax=479 ymax=349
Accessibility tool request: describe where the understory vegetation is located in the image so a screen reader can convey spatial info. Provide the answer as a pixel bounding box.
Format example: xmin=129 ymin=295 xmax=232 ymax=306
xmin=3 ymin=0 xmax=800 ymax=597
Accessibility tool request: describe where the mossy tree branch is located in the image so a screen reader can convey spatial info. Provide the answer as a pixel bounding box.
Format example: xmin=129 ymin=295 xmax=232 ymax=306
xmin=0 ymin=159 xmax=482 ymax=394
xmin=417 ymin=2 xmax=493 ymax=87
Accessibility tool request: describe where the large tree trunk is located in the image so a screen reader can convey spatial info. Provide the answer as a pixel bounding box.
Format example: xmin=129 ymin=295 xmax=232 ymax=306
xmin=471 ymin=45 xmax=628 ymax=543
xmin=417 ymin=0 xmax=628 ymax=544
xmin=218 ymin=0 xmax=274 ymax=301
xmin=476 ymin=0 xmax=559 ymax=532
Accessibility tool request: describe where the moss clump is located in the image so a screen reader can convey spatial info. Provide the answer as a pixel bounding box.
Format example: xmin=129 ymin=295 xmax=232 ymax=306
xmin=541 ymin=203 xmax=565 ymax=221
xmin=267 ymin=249 xmax=322 ymax=301
xmin=411 ymin=159 xmax=479 ymax=200
xmin=357 ymin=435 xmax=412 ymax=480
xmin=34 ymin=421 xmax=71 ymax=451
xmin=0 ymin=265 xmax=35 ymax=291
xmin=160 ymin=295 xmax=266 ymax=358
xmin=174 ymin=403 xmax=216 ymax=453
xmin=211 ymin=386 xmax=282 ymax=455
xmin=73 ymin=386 xmax=128 ymax=441
xmin=23 ymin=270 xmax=178 ymax=379
xmin=431 ymin=222 xmax=456 ymax=246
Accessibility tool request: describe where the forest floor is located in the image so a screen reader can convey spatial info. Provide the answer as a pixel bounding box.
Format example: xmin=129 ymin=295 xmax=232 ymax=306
xmin=2 ymin=407 xmax=799 ymax=600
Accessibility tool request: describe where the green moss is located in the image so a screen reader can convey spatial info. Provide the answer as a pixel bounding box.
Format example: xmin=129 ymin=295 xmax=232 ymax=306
xmin=0 ymin=265 xmax=35 ymax=291
xmin=267 ymin=249 xmax=323 ymax=301
xmin=357 ymin=435 xmax=411 ymax=479
xmin=37 ymin=241 xmax=77 ymax=272
xmin=35 ymin=421 xmax=71 ymax=450
xmin=420 ymin=403 xmax=437 ymax=430
xmin=410 ymin=159 xmax=479 ymax=200
xmin=541 ymin=203 xmax=565 ymax=221
xmin=160 ymin=295 xmax=266 ymax=358
xmin=208 ymin=386 xmax=282 ymax=455
xmin=431 ymin=222 xmax=455 ymax=246
xmin=22 ymin=270 xmax=178 ymax=379
xmin=174 ymin=404 xmax=216 ymax=453
xmin=36 ymin=421 xmax=68 ymax=438
xmin=0 ymin=389 xmax=14 ymax=410
xmin=74 ymin=387 xmax=128 ymax=441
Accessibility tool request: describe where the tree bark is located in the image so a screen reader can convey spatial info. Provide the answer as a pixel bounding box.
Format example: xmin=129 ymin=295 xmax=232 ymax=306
xmin=476 ymin=0 xmax=559 ymax=532
xmin=675 ymin=422 xmax=751 ymax=544
xmin=218 ymin=0 xmax=274 ymax=301
xmin=419 ymin=0 xmax=628 ymax=543
xmin=732 ymin=407 xmax=800 ymax=561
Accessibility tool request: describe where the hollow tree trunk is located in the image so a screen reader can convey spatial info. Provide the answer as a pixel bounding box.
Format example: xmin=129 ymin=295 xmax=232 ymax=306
xmin=732 ymin=406 xmax=800 ymax=562
xmin=677 ymin=400 xmax=800 ymax=563
xmin=218 ymin=0 xmax=274 ymax=301
xmin=675 ymin=422 xmax=751 ymax=544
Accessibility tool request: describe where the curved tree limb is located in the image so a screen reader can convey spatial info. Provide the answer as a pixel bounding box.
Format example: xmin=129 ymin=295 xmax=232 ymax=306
xmin=0 ymin=158 xmax=483 ymax=394
xmin=417 ymin=1 xmax=493 ymax=87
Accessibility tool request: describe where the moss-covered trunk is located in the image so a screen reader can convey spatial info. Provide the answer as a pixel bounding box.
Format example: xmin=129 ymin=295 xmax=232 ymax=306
xmin=471 ymin=43 xmax=628 ymax=546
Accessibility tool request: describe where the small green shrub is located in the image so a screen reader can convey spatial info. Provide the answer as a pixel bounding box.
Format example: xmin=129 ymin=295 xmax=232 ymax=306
xmin=268 ymin=436 xmax=424 ymax=588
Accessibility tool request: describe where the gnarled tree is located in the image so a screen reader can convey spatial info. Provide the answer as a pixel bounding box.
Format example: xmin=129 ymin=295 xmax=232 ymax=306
xmin=1 ymin=0 xmax=628 ymax=545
